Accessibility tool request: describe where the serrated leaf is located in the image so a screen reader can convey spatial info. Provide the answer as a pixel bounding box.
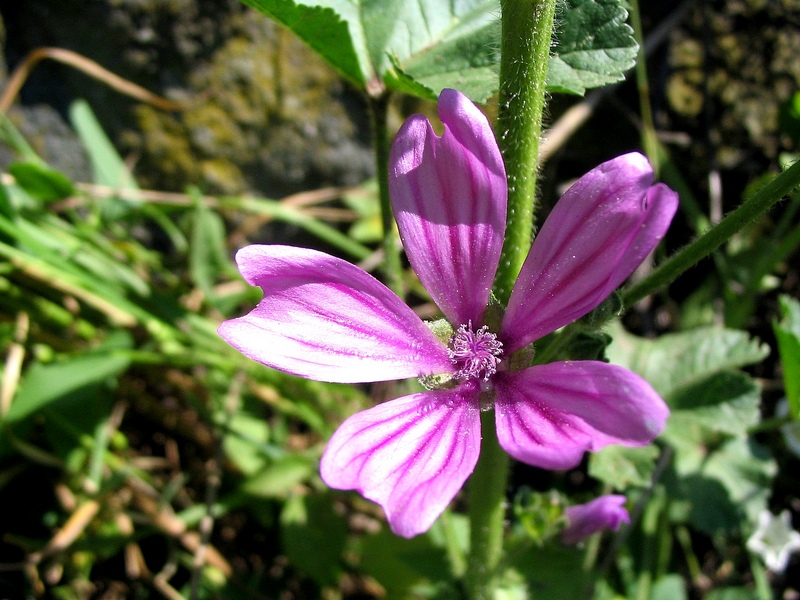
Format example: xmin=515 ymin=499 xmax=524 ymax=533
xmin=547 ymin=0 xmax=638 ymax=95
xmin=773 ymin=295 xmax=800 ymax=417
xmin=589 ymin=444 xmax=659 ymax=489
xmin=386 ymin=1 xmax=502 ymax=102
xmin=240 ymin=0 xmax=637 ymax=101
xmin=241 ymin=0 xmax=501 ymax=101
xmin=239 ymin=0 xmax=369 ymax=85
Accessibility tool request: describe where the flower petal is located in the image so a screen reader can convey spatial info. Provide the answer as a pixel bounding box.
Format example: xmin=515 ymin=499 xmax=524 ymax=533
xmin=562 ymin=495 xmax=630 ymax=545
xmin=218 ymin=245 xmax=453 ymax=383
xmin=501 ymin=153 xmax=678 ymax=352
xmin=390 ymin=88 xmax=506 ymax=326
xmin=494 ymin=361 xmax=668 ymax=470
xmin=320 ymin=387 xmax=482 ymax=538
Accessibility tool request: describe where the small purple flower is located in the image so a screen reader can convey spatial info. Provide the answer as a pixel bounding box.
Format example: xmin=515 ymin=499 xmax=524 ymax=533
xmin=562 ymin=495 xmax=631 ymax=545
xmin=218 ymin=89 xmax=678 ymax=538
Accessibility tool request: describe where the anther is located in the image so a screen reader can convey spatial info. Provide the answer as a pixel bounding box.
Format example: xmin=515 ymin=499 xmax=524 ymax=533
xmin=448 ymin=321 xmax=503 ymax=382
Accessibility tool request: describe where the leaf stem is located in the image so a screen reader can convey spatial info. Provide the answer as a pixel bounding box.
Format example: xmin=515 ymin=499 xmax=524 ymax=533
xmin=493 ymin=0 xmax=558 ymax=303
xmin=368 ymin=92 xmax=404 ymax=297
xmin=623 ymin=158 xmax=800 ymax=306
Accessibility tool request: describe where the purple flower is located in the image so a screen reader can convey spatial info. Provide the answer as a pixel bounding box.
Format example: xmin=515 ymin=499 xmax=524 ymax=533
xmin=562 ymin=495 xmax=631 ymax=545
xmin=218 ymin=89 xmax=678 ymax=538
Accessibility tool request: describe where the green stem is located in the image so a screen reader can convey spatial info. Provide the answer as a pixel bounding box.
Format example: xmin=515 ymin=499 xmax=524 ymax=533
xmin=439 ymin=509 xmax=467 ymax=578
xmin=466 ymin=409 xmax=510 ymax=599
xmin=629 ymin=0 xmax=660 ymax=172
xmin=368 ymin=92 xmax=404 ymax=297
xmin=465 ymin=2 xmax=556 ymax=595
xmin=233 ymin=198 xmax=372 ymax=260
xmin=748 ymin=415 xmax=793 ymax=435
xmin=623 ymin=158 xmax=800 ymax=306
xmin=493 ymin=0 xmax=558 ymax=303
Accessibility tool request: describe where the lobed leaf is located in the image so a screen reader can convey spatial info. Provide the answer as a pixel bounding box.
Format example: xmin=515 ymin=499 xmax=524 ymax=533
xmin=238 ymin=0 xmax=637 ymax=102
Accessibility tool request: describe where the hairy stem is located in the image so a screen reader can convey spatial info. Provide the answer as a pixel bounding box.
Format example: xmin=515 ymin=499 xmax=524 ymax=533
xmin=623 ymin=158 xmax=800 ymax=306
xmin=493 ymin=0 xmax=558 ymax=303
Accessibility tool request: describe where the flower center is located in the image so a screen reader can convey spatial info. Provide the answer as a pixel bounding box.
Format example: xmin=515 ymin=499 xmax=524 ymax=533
xmin=448 ymin=322 xmax=503 ymax=382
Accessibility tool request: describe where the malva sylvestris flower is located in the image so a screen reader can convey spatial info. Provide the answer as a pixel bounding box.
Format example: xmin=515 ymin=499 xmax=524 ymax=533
xmin=218 ymin=89 xmax=678 ymax=538
xmin=562 ymin=495 xmax=631 ymax=545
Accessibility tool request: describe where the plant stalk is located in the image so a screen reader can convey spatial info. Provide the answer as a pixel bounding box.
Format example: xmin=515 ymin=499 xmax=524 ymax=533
xmin=623 ymin=159 xmax=800 ymax=306
xmin=466 ymin=2 xmax=557 ymax=596
xmin=466 ymin=409 xmax=510 ymax=599
xmin=493 ymin=0 xmax=558 ymax=303
xmin=368 ymin=92 xmax=404 ymax=297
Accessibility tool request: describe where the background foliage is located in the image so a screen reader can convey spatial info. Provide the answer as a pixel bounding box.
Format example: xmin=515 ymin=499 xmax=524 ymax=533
xmin=1 ymin=0 xmax=800 ymax=598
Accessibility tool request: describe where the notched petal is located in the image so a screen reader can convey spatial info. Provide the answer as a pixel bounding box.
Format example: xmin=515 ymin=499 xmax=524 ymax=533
xmin=389 ymin=88 xmax=506 ymax=326
xmin=320 ymin=388 xmax=482 ymax=538
xmin=502 ymin=152 xmax=679 ymax=352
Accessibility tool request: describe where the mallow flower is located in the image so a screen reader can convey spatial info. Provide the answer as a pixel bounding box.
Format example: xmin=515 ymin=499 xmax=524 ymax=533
xmin=562 ymin=495 xmax=630 ymax=545
xmin=218 ymin=89 xmax=678 ymax=538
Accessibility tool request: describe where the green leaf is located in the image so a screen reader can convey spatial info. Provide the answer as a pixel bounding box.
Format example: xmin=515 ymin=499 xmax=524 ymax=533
xmin=6 ymin=331 xmax=132 ymax=425
xmin=773 ymin=294 xmax=800 ymax=417
xmin=0 ymin=112 xmax=44 ymax=164
xmin=671 ymin=438 xmax=776 ymax=535
xmin=69 ymin=100 xmax=138 ymax=190
xmin=189 ymin=192 xmax=233 ymax=300
xmin=8 ymin=162 xmax=75 ymax=203
xmin=383 ymin=1 xmax=502 ymax=102
xmin=280 ymin=494 xmax=348 ymax=586
xmin=606 ymin=323 xmax=775 ymax=535
xmin=605 ymin=323 xmax=769 ymax=397
xmin=704 ymin=588 xmax=759 ymax=600
xmin=506 ymin=543 xmax=589 ymax=598
xmin=240 ymin=454 xmax=315 ymax=498
xmin=241 ymin=0 xmax=501 ymax=102
xmin=547 ymin=0 xmax=638 ymax=95
xmin=222 ymin=409 xmax=273 ymax=476
xmin=648 ymin=575 xmax=688 ymax=600
xmin=359 ymin=527 xmax=453 ymax=597
xmin=238 ymin=0 xmax=369 ymax=86
xmin=588 ymin=444 xmax=660 ymax=489
xmin=239 ymin=0 xmax=637 ymax=101
xmin=664 ymin=371 xmax=761 ymax=439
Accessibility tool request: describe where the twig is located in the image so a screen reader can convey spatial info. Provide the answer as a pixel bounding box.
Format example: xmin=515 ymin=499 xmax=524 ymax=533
xmin=0 ymin=312 xmax=29 ymax=418
xmin=0 ymin=47 xmax=184 ymax=114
